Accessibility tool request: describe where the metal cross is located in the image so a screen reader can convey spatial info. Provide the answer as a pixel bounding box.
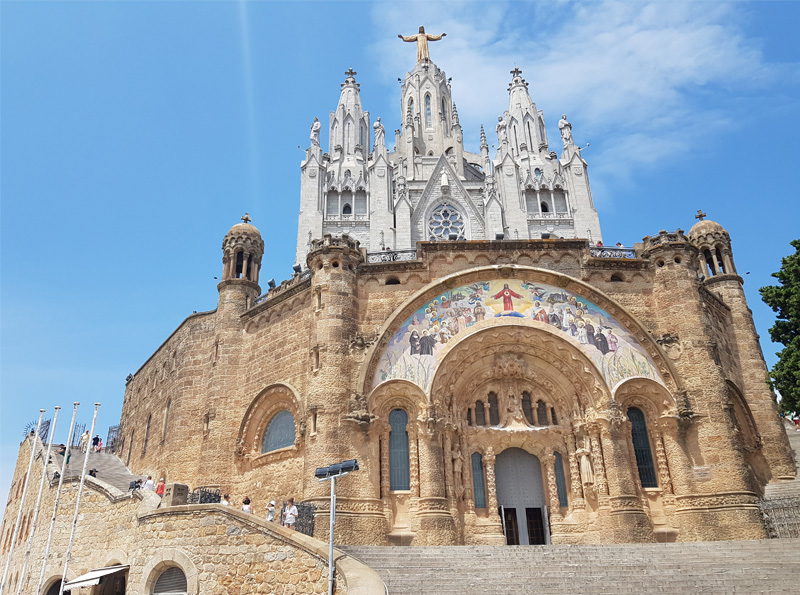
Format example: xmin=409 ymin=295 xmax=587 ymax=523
xmin=510 ymin=67 xmax=523 ymax=78
xmin=345 ymin=68 xmax=357 ymax=78
xmin=695 ymin=209 xmax=706 ymax=221
xmin=241 ymin=213 xmax=252 ymax=224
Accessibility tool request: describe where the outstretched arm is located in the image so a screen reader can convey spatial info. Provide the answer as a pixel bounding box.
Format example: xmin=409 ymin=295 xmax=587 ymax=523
xmin=398 ymin=34 xmax=417 ymax=42
xmin=426 ymin=33 xmax=447 ymax=41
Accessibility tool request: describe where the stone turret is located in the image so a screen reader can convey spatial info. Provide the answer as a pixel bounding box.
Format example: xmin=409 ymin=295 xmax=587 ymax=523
xmin=218 ymin=214 xmax=263 ymax=316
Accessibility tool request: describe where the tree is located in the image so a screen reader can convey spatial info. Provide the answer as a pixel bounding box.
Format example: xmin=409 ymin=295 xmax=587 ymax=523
xmin=760 ymin=239 xmax=800 ymax=413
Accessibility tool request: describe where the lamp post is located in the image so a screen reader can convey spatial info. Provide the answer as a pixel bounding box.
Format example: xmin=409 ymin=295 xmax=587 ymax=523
xmin=314 ymin=459 xmax=359 ymax=595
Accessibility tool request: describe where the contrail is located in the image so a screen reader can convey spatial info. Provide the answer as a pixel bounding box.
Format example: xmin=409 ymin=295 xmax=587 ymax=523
xmin=238 ymin=0 xmax=260 ymax=211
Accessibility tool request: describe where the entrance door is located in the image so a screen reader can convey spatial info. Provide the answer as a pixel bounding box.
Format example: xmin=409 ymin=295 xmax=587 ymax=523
xmin=495 ymin=448 xmax=549 ymax=544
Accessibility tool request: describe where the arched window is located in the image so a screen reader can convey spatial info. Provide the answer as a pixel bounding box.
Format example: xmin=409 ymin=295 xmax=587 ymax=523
xmin=424 ymin=94 xmax=432 ymax=128
xmin=441 ymin=97 xmax=447 ymax=124
xmin=466 ymin=409 xmax=473 ymax=426
xmin=342 ymin=203 xmax=352 ymax=215
xmin=340 ymin=189 xmax=353 ymax=215
xmin=488 ymin=392 xmax=499 ymax=426
xmin=475 ymin=401 xmax=486 ymax=426
xmin=534 ymin=168 xmax=542 ymax=180
xmin=153 ymin=566 xmax=188 ymax=594
xmin=627 ymin=407 xmax=658 ymax=488
xmin=550 ymin=407 xmax=559 ymax=426
xmin=527 ymin=120 xmax=534 ymax=149
xmin=522 ymin=392 xmax=534 ymax=425
xmin=540 ymin=202 xmax=549 ymax=213
xmin=389 ymin=409 xmax=410 ymax=490
xmin=142 ymin=415 xmax=151 ymax=456
xmin=162 ymin=400 xmax=171 ymax=443
xmin=261 ymin=410 xmax=296 ymax=454
xmin=704 ymin=249 xmax=717 ymax=275
xmin=471 ymin=453 xmax=486 ymax=508
xmin=537 ymin=400 xmax=548 ymax=426
xmin=235 ymin=250 xmax=244 ymax=278
xmin=428 ymin=204 xmax=465 ymax=241
xmin=554 ymin=452 xmax=568 ymax=507
xmin=408 ymin=97 xmax=414 ymax=116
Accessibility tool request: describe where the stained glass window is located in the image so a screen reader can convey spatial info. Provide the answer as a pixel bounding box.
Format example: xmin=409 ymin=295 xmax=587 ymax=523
xmin=262 ymin=410 xmax=296 ymax=454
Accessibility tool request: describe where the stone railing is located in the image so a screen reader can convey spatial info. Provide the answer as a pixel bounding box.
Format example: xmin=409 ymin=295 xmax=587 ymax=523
xmin=527 ymin=212 xmax=572 ymax=221
xmin=589 ymin=246 xmax=637 ymax=259
xmin=644 ymin=229 xmax=687 ymax=249
xmin=366 ymin=250 xmax=418 ymax=264
xmin=253 ymin=269 xmax=312 ymax=306
xmin=324 ymin=214 xmax=368 ymax=222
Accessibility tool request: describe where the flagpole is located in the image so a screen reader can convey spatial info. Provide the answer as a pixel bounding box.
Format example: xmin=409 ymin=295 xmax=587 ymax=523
xmin=36 ymin=403 xmax=78 ymax=595
xmin=59 ymin=402 xmax=99 ymax=595
xmin=0 ymin=410 xmax=45 ymax=595
xmin=16 ymin=406 xmax=61 ymax=594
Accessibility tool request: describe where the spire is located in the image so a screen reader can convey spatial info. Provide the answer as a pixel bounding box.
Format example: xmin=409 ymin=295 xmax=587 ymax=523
xmin=452 ymin=103 xmax=460 ymax=127
xmin=329 ymin=67 xmax=370 ymax=160
xmin=480 ymin=125 xmax=488 ymax=150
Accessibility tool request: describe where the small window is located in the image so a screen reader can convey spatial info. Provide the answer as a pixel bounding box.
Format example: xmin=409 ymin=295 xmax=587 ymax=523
xmin=425 ymin=94 xmax=432 ymax=128
xmin=467 ymin=409 xmax=473 ymax=426
xmin=540 ymin=202 xmax=549 ymax=213
xmin=522 ymin=392 xmax=534 ymax=425
xmin=342 ymin=203 xmax=352 ymax=215
xmin=537 ymin=400 xmax=548 ymax=426
xmin=471 ymin=453 xmax=486 ymax=508
xmin=610 ymin=274 xmax=624 ymax=282
xmin=554 ymin=452 xmax=568 ymax=507
xmin=704 ymin=249 xmax=716 ymax=275
xmin=153 ymin=566 xmax=188 ymax=594
xmin=475 ymin=401 xmax=486 ymax=426
xmin=261 ymin=410 xmax=296 ymax=453
xmin=389 ymin=409 xmax=410 ymax=490
xmin=551 ymin=407 xmax=559 ymax=426
xmin=715 ymin=247 xmax=726 ymax=274
xmin=385 ymin=278 xmax=400 ymax=285
xmin=142 ymin=415 xmax=151 ymax=456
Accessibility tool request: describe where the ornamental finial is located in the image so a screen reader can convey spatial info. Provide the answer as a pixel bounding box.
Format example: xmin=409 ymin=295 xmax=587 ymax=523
xmin=695 ymin=209 xmax=706 ymax=221
xmin=241 ymin=213 xmax=252 ymax=224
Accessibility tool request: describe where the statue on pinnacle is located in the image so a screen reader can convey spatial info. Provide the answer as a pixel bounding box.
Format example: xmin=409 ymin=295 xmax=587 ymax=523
xmin=398 ymin=26 xmax=446 ymax=63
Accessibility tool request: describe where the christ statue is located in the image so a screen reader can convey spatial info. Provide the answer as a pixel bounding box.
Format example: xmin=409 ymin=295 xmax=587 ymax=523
xmin=398 ymin=26 xmax=447 ymax=63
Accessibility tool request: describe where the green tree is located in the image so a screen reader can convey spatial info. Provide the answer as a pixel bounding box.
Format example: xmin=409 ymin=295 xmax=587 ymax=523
xmin=760 ymin=239 xmax=800 ymax=413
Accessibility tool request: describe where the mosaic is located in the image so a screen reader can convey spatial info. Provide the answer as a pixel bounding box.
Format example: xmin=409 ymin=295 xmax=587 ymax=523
xmin=373 ymin=279 xmax=662 ymax=391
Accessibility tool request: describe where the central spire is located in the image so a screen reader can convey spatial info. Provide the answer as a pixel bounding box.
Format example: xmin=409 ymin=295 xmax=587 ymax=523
xmin=398 ymin=26 xmax=447 ymax=63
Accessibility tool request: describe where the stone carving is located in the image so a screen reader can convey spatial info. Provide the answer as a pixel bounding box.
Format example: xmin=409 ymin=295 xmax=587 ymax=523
xmin=558 ymin=114 xmax=573 ymax=147
xmin=342 ymin=392 xmax=376 ymax=429
xmin=373 ymin=117 xmax=385 ymax=150
xmin=398 ymin=26 xmax=446 ymax=63
xmin=310 ymin=117 xmax=321 ymax=146
xmin=496 ymin=116 xmax=508 ymax=144
xmin=452 ymin=444 xmax=464 ymax=500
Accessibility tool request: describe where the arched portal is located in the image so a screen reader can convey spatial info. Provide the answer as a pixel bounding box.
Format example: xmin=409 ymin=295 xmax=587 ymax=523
xmin=496 ymin=448 xmax=548 ymax=545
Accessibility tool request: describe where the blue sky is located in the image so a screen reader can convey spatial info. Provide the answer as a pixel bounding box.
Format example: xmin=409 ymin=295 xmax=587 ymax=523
xmin=2 ymin=0 xmax=799 ymax=513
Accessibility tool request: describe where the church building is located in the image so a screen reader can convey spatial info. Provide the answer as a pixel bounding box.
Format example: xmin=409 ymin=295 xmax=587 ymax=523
xmin=2 ymin=28 xmax=796 ymax=595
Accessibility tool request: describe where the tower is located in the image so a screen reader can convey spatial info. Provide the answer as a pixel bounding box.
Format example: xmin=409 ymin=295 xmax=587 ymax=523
xmin=218 ymin=214 xmax=264 ymax=316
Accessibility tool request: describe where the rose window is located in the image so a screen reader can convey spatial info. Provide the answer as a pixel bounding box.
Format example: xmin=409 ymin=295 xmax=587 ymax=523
xmin=428 ymin=204 xmax=465 ymax=241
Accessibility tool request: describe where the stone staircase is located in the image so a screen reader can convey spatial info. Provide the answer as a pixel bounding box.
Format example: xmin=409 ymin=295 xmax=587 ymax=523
xmin=51 ymin=447 xmax=142 ymax=492
xmin=763 ymin=424 xmax=800 ymax=499
xmin=341 ymin=539 xmax=800 ymax=594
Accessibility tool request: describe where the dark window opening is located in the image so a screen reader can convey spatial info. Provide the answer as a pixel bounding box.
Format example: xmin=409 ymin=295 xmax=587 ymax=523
xmin=522 ymin=392 xmax=534 ymax=425
xmin=537 ymin=400 xmax=548 ymax=426
xmin=475 ymin=401 xmax=486 ymax=426
xmin=628 ymin=407 xmax=658 ymax=488
xmin=488 ymin=392 xmax=500 ymax=426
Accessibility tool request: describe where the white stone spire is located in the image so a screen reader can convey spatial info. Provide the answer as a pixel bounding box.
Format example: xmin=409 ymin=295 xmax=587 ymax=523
xmin=329 ymin=68 xmax=370 ymax=163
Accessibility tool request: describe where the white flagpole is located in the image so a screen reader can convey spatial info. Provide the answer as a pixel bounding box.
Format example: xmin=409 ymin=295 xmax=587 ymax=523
xmin=58 ymin=402 xmax=99 ymax=595
xmin=0 ymin=409 xmax=45 ymax=595
xmin=16 ymin=406 xmax=61 ymax=595
xmin=36 ymin=403 xmax=78 ymax=595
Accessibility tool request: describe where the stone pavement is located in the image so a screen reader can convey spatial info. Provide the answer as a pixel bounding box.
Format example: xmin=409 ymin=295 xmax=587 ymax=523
xmin=341 ymin=538 xmax=800 ymax=594
xmin=50 ymin=447 xmax=142 ymax=492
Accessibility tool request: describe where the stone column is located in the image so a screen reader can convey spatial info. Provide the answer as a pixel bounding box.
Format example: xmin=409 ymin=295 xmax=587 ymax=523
xmin=589 ymin=429 xmax=608 ymax=499
xmin=379 ymin=428 xmax=390 ymax=499
xmin=443 ymin=433 xmax=454 ymax=501
xmin=484 ymin=448 xmax=500 ymax=521
xmin=567 ymin=432 xmax=585 ymax=510
xmin=409 ymin=429 xmax=420 ymax=498
xmin=543 ymin=453 xmax=563 ymax=522
xmin=414 ymin=424 xmax=456 ymax=544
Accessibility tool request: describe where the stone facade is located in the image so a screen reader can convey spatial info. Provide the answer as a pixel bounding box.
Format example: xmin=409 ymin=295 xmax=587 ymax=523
xmin=2 ymin=42 xmax=798 ymax=595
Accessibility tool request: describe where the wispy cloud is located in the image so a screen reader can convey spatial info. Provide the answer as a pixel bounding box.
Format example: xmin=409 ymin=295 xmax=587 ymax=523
xmin=370 ymin=1 xmax=796 ymax=201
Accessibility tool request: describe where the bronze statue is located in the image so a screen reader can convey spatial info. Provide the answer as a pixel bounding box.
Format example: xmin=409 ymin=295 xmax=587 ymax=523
xmin=398 ymin=26 xmax=446 ymax=63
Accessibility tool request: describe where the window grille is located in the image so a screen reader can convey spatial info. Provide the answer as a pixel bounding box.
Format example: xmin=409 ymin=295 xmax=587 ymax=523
xmin=153 ymin=566 xmax=187 ymax=594
xmin=389 ymin=409 xmax=410 ymax=490
xmin=627 ymin=407 xmax=658 ymax=488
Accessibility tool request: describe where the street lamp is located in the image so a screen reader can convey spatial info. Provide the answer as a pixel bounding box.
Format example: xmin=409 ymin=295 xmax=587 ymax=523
xmin=315 ymin=459 xmax=359 ymax=595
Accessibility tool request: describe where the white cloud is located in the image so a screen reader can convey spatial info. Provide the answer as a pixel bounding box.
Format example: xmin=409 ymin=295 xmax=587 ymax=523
xmin=370 ymin=1 xmax=794 ymax=198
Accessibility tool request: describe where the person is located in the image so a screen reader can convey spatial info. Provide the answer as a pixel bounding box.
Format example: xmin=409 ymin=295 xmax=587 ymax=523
xmin=266 ymin=500 xmax=276 ymax=522
xmin=88 ymin=468 xmax=98 ymax=478
xmin=419 ymin=330 xmax=436 ymax=356
xmin=221 ymin=494 xmax=230 ymax=506
xmin=596 ymin=241 xmax=603 ymax=247
xmin=284 ymin=497 xmax=298 ymax=530
xmin=793 ymin=413 xmax=800 ymax=431
xmin=91 ymin=434 xmax=100 ymax=452
xmin=241 ymin=497 xmax=252 ymax=514
xmin=616 ymin=242 xmax=624 ymax=248
xmin=96 ymin=438 xmax=103 ymax=453
xmin=492 ymin=283 xmax=522 ymax=313
xmin=79 ymin=431 xmax=90 ymax=453
xmin=409 ymin=330 xmax=420 ymax=355
xmin=143 ymin=476 xmax=155 ymax=491
xmin=155 ymin=478 xmax=165 ymax=496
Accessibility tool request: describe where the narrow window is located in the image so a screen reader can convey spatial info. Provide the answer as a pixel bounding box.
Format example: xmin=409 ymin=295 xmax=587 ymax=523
xmin=527 ymin=120 xmax=534 ymax=149
xmin=704 ymin=249 xmax=717 ymax=275
xmin=522 ymin=392 xmax=534 ymax=425
xmin=540 ymin=202 xmax=549 ymax=213
xmin=162 ymin=400 xmax=171 ymax=443
xmin=142 ymin=415 xmax=151 ymax=456
xmin=262 ymin=410 xmax=296 ymax=453
xmin=537 ymin=400 xmax=548 ymax=426
xmin=126 ymin=430 xmax=134 ymax=466
xmin=471 ymin=452 xmax=486 ymax=508
xmin=554 ymin=452 xmax=568 ymax=507
xmin=715 ymin=247 xmax=726 ymax=274
xmin=246 ymin=254 xmax=253 ymax=280
xmin=475 ymin=401 xmax=486 ymax=426
xmin=235 ymin=251 xmax=244 ymax=278
xmin=389 ymin=409 xmax=410 ymax=490
xmin=488 ymin=392 xmax=500 ymax=426
xmin=550 ymin=407 xmax=559 ymax=426
xmin=311 ymin=409 xmax=318 ymax=434
xmin=441 ymin=97 xmax=447 ymax=124
xmin=424 ymin=94 xmax=432 ymax=128
xmin=627 ymin=407 xmax=658 ymax=488
xmin=342 ymin=203 xmax=352 ymax=215
xmin=466 ymin=409 xmax=473 ymax=426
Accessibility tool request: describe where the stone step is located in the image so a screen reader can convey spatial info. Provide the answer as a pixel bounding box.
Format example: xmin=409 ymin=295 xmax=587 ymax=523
xmin=50 ymin=446 xmax=142 ymax=493
xmin=341 ymin=539 xmax=800 ymax=595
